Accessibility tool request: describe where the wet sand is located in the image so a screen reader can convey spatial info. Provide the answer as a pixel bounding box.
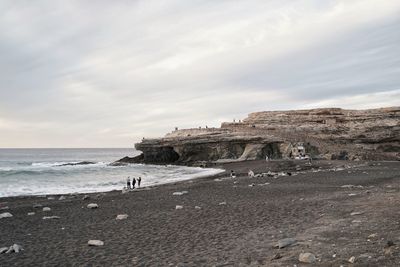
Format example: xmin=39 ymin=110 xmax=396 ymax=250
xmin=1 ymin=160 xmax=400 ymax=266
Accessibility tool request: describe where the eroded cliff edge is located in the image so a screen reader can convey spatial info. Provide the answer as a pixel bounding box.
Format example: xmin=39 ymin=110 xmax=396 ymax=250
xmin=119 ymin=107 xmax=400 ymax=165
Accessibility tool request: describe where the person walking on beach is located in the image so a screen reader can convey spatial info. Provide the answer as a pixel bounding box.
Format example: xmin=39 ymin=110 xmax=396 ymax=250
xmin=137 ymin=177 xmax=142 ymax=188
xmin=126 ymin=177 xmax=131 ymax=189
xmin=132 ymin=177 xmax=136 ymax=189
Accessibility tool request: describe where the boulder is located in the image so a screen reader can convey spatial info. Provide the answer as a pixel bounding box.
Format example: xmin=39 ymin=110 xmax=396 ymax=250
xmin=42 ymin=207 xmax=51 ymax=212
xmin=87 ymin=203 xmax=99 ymax=209
xmin=0 ymin=212 xmax=13 ymax=219
xmin=88 ymin=240 xmax=104 ymax=246
xmin=5 ymin=244 xmax=23 ymax=254
xmin=175 ymin=205 xmax=183 ymax=210
xmin=299 ymin=252 xmax=316 ymax=263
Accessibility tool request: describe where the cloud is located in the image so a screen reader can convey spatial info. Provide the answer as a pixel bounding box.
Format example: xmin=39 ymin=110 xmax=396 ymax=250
xmin=0 ymin=0 xmax=399 ymax=147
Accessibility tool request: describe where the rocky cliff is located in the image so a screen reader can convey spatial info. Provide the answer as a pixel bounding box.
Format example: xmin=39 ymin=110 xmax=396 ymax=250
xmin=121 ymin=107 xmax=400 ymax=165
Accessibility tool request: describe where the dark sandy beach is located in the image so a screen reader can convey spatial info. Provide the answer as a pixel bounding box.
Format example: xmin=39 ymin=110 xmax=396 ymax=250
xmin=1 ymin=160 xmax=400 ymax=266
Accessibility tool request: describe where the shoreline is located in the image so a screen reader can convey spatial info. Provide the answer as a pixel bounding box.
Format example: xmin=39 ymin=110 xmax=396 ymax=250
xmin=1 ymin=160 xmax=400 ymax=266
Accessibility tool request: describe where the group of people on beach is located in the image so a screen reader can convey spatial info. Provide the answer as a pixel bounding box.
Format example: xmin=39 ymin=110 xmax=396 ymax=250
xmin=126 ymin=176 xmax=141 ymax=189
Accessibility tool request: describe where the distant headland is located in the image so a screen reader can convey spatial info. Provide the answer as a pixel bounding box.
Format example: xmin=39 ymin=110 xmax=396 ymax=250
xmin=116 ymin=107 xmax=400 ymax=165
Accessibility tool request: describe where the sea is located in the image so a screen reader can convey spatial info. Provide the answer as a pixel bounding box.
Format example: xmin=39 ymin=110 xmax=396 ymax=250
xmin=0 ymin=148 xmax=224 ymax=198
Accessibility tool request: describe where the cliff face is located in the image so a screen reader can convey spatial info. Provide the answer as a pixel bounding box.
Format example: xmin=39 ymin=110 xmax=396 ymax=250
xmin=128 ymin=107 xmax=400 ymax=165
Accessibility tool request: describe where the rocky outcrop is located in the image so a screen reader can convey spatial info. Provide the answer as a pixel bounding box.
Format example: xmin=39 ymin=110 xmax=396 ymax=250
xmin=119 ymin=107 xmax=400 ymax=165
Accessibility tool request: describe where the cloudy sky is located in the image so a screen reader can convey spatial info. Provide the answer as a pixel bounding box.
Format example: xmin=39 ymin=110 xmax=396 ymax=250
xmin=1 ymin=0 xmax=400 ymax=148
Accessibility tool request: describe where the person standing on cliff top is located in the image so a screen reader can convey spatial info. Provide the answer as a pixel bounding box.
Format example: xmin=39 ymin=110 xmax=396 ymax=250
xmin=137 ymin=177 xmax=142 ymax=188
xmin=126 ymin=177 xmax=131 ymax=189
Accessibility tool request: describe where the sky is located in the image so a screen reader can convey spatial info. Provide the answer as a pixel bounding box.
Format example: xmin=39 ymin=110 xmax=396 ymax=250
xmin=1 ymin=0 xmax=400 ymax=148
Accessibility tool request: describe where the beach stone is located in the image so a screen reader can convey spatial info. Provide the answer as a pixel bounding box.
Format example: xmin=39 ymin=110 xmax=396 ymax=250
xmin=43 ymin=216 xmax=60 ymax=220
xmin=42 ymin=207 xmax=51 ymax=212
xmin=0 ymin=247 xmax=8 ymax=254
xmin=0 ymin=212 xmax=13 ymax=219
xmin=116 ymin=214 xmax=128 ymax=220
xmin=175 ymin=205 xmax=183 ymax=210
xmin=195 ymin=206 xmax=201 ymax=209
xmin=219 ymin=202 xmax=227 ymax=205
xmin=88 ymin=240 xmax=104 ymax=246
xmin=27 ymin=212 xmax=35 ymax=216
xmin=173 ymin=192 xmax=184 ymax=196
xmin=348 ymin=256 xmax=356 ymax=263
xmin=87 ymin=203 xmax=99 ymax=209
xmin=299 ymin=252 xmax=316 ymax=263
xmin=47 ymin=196 xmax=55 ymax=200
xmin=33 ymin=204 xmax=43 ymax=208
xmin=59 ymin=196 xmax=66 ymax=200
xmin=0 ymin=206 xmax=9 ymax=210
xmin=276 ymin=238 xmax=297 ymax=249
xmin=82 ymin=195 xmax=90 ymax=200
xmin=350 ymin=211 xmax=364 ymax=216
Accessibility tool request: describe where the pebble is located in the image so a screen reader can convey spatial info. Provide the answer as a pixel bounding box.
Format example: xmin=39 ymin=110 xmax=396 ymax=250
xmin=59 ymin=196 xmax=66 ymax=200
xmin=88 ymin=240 xmax=104 ymax=246
xmin=0 ymin=206 xmax=9 ymax=210
xmin=33 ymin=204 xmax=43 ymax=208
xmin=348 ymin=256 xmax=356 ymax=263
xmin=0 ymin=247 xmax=8 ymax=254
xmin=276 ymin=238 xmax=296 ymax=249
xmin=350 ymin=211 xmax=364 ymax=216
xmin=27 ymin=212 xmax=35 ymax=216
xmin=47 ymin=196 xmax=55 ymax=200
xmin=116 ymin=214 xmax=128 ymax=220
xmin=82 ymin=195 xmax=90 ymax=200
xmin=43 ymin=216 xmax=60 ymax=220
xmin=0 ymin=212 xmax=13 ymax=219
xmin=299 ymin=252 xmax=316 ymax=263
xmin=219 ymin=202 xmax=227 ymax=205
xmin=87 ymin=203 xmax=99 ymax=209
xmin=175 ymin=205 xmax=183 ymax=210
xmin=195 ymin=206 xmax=201 ymax=209
xmin=42 ymin=207 xmax=51 ymax=212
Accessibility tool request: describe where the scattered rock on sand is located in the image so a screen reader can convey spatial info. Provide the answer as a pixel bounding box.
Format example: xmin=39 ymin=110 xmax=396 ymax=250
xmin=172 ymin=191 xmax=188 ymax=196
xmin=42 ymin=207 xmax=51 ymax=212
xmin=299 ymin=252 xmax=316 ymax=263
xmin=219 ymin=202 xmax=227 ymax=205
xmin=348 ymin=256 xmax=356 ymax=263
xmin=175 ymin=205 xmax=183 ymax=210
xmin=87 ymin=203 xmax=99 ymax=209
xmin=59 ymin=196 xmax=66 ymax=200
xmin=275 ymin=238 xmax=297 ymax=249
xmin=42 ymin=216 xmax=60 ymax=220
xmin=0 ymin=212 xmax=13 ymax=219
xmin=350 ymin=211 xmax=364 ymax=216
xmin=47 ymin=196 xmax=55 ymax=200
xmin=0 ymin=206 xmax=9 ymax=210
xmin=0 ymin=247 xmax=8 ymax=254
xmin=116 ymin=214 xmax=128 ymax=220
xmin=195 ymin=206 xmax=201 ymax=209
xmin=27 ymin=212 xmax=35 ymax=216
xmin=82 ymin=195 xmax=90 ymax=200
xmin=88 ymin=240 xmax=104 ymax=246
xmin=33 ymin=204 xmax=43 ymax=208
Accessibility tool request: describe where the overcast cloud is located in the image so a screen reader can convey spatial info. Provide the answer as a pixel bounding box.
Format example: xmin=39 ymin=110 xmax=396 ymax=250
xmin=1 ymin=0 xmax=399 ymax=147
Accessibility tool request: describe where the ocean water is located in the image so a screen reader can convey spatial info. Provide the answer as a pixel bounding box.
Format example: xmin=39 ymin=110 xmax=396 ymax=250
xmin=0 ymin=148 xmax=224 ymax=198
